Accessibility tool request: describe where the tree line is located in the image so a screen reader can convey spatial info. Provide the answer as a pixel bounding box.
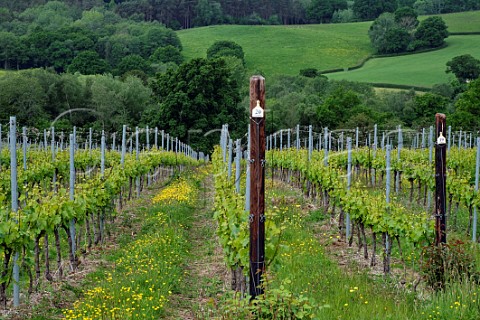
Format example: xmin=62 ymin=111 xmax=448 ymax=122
xmin=2 ymin=47 xmax=479 ymax=153
xmin=0 ymin=50 xmax=247 ymax=153
xmin=0 ymin=0 xmax=479 ymax=30
xmin=0 ymin=1 xmax=183 ymax=74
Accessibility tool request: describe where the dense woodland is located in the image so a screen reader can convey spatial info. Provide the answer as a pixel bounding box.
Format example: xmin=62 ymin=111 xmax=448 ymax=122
xmin=0 ymin=0 xmax=479 ymax=153
xmin=0 ymin=0 xmax=479 ymax=29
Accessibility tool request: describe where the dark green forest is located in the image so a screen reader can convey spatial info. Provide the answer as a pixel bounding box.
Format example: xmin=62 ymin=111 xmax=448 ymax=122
xmin=1 ymin=0 xmax=479 ymax=29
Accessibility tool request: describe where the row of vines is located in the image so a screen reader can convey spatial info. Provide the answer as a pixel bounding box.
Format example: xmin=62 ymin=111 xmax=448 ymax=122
xmin=0 ymin=123 xmax=199 ymax=309
xmin=213 ymin=122 xmax=480 ymax=281
xmin=268 ymin=144 xmax=480 ymax=272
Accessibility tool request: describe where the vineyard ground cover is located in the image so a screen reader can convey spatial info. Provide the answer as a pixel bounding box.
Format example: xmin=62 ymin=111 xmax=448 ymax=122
xmin=263 ymin=178 xmax=419 ymax=319
xmin=6 ymin=169 xmax=192 ymax=319
xmin=260 ymin=176 xmax=480 ymax=319
xmin=163 ymin=172 xmax=231 ymax=319
xmin=267 ymin=164 xmax=480 ymax=319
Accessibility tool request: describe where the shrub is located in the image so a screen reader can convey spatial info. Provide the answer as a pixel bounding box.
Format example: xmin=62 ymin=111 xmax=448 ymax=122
xmin=421 ymin=240 xmax=478 ymax=291
xmin=202 ymin=278 xmax=322 ymax=319
xmin=300 ymin=68 xmax=319 ymax=78
xmin=207 ymin=40 xmax=245 ymax=65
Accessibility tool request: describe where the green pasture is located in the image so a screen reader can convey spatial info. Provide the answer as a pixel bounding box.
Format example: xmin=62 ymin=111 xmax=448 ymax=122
xmin=178 ymin=11 xmax=480 ymax=83
xmin=424 ymin=10 xmax=480 ymax=33
xmin=325 ymin=35 xmax=480 ymax=88
xmin=178 ymin=22 xmax=373 ymax=77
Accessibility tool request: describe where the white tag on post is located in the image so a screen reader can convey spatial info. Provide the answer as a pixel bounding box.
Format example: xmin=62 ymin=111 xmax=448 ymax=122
xmin=437 ymin=132 xmax=446 ymax=145
xmin=252 ymin=100 xmax=264 ymax=118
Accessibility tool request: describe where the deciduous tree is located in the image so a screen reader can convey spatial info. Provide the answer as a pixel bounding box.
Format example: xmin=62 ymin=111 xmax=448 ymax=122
xmin=414 ymin=16 xmax=448 ymax=48
xmin=207 ymin=40 xmax=245 ymax=65
xmin=146 ymin=58 xmax=246 ymax=153
xmin=68 ymin=50 xmax=110 ymax=74
xmin=446 ymin=54 xmax=480 ymax=83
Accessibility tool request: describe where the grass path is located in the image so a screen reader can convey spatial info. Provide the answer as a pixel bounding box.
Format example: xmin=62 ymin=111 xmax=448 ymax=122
xmin=19 ymin=183 xmax=165 ymax=319
xmin=13 ymin=169 xmax=228 ymax=320
xmin=164 ymin=175 xmax=229 ymax=319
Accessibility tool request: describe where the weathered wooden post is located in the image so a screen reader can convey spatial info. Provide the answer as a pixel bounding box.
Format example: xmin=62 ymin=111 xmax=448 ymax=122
xmin=435 ymin=113 xmax=447 ymax=245
xmin=249 ymin=76 xmax=266 ymax=299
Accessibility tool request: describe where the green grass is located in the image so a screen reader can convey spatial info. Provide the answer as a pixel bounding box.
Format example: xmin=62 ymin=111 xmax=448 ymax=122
xmin=178 ymin=11 xmax=480 ymax=80
xmin=426 ymin=10 xmax=480 ymax=33
xmin=58 ymin=177 xmax=199 ymax=320
xmin=325 ymin=35 xmax=480 ymax=88
xmin=261 ymin=179 xmax=480 ymax=320
xmin=178 ymin=22 xmax=374 ymax=77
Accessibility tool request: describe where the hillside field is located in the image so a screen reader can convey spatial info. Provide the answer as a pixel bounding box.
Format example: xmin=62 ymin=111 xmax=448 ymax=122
xmin=178 ymin=11 xmax=480 ymax=86
xmin=432 ymin=10 xmax=480 ymax=33
xmin=326 ymin=35 xmax=480 ymax=88
xmin=178 ymin=22 xmax=373 ymax=78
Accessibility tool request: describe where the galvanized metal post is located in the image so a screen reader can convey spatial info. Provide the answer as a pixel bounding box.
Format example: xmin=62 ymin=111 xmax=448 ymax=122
xmin=385 ymin=144 xmax=391 ymax=272
xmin=346 ymin=137 xmax=352 ymax=240
xmin=396 ymin=125 xmax=402 ymax=194
xmin=89 ymin=127 xmax=92 ymax=151
xmin=235 ymin=139 xmax=241 ymax=193
xmin=287 ymin=129 xmax=291 ymax=149
xmin=161 ymin=130 xmax=165 ymax=150
xmin=324 ymin=127 xmax=328 ymax=166
xmin=121 ymin=125 xmax=127 ymax=168
xmin=10 ymin=117 xmax=20 ymax=307
xmin=69 ymin=133 xmax=76 ymax=269
xmin=447 ymin=125 xmax=451 ymax=152
xmin=308 ymin=125 xmax=313 ymax=162
xmin=146 ymin=126 xmax=150 ymax=150
xmin=101 ymin=131 xmax=105 ymax=176
xmin=228 ymin=139 xmax=233 ymax=179
xmin=296 ymin=124 xmax=300 ymax=150
xmin=245 ymin=125 xmax=251 ymax=212
xmin=355 ymin=127 xmax=359 ymax=149
xmin=135 ymin=127 xmax=140 ymax=197
xmin=473 ymin=137 xmax=480 ymax=242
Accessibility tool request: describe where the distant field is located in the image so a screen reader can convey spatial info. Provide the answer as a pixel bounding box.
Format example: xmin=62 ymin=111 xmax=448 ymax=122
xmin=178 ymin=23 xmax=373 ymax=77
xmin=424 ymin=10 xmax=480 ymax=33
xmin=325 ymin=35 xmax=480 ymax=88
xmin=178 ymin=11 xmax=480 ymax=79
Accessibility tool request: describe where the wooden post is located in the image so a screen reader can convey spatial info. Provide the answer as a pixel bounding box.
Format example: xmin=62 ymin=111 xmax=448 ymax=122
xmin=249 ymin=76 xmax=266 ymax=299
xmin=435 ymin=113 xmax=447 ymax=245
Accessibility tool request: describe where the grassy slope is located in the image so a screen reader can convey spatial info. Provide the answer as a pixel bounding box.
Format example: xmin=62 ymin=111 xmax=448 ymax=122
xmin=178 ymin=23 xmax=373 ymax=78
xmin=178 ymin=11 xmax=480 ymax=86
xmin=326 ymin=35 xmax=480 ymax=88
xmin=427 ymin=10 xmax=480 ymax=33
